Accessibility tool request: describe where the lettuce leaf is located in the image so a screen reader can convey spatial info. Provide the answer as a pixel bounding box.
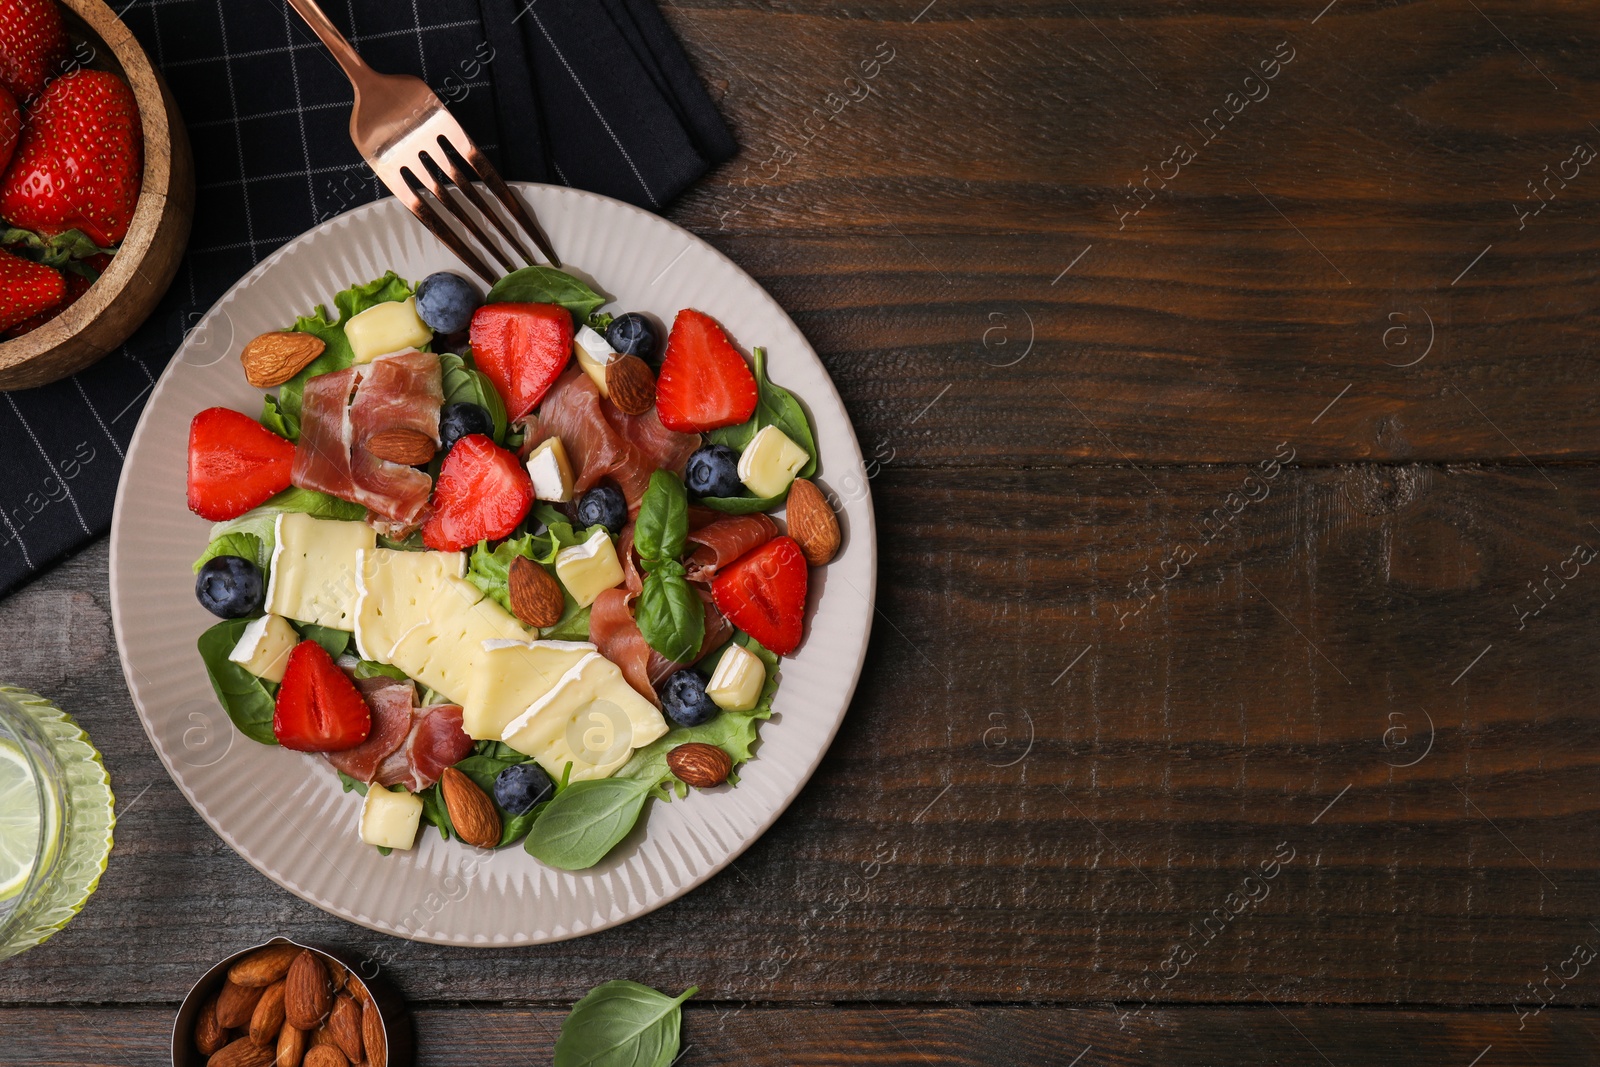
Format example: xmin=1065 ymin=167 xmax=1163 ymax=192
xmin=196 ymin=486 xmax=366 ymax=575
xmin=193 ymin=532 xmax=264 ymax=574
xmin=274 ymin=272 xmax=415 ymax=427
xmin=464 ymin=510 xmax=610 ymax=638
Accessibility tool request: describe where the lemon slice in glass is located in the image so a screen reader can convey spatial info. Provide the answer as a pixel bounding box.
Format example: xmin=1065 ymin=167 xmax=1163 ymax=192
xmin=0 ymin=738 xmax=41 ymax=901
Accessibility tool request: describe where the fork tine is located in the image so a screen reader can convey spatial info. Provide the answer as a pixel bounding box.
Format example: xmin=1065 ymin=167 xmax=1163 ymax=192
xmin=432 ymin=137 xmax=539 ymax=269
xmin=441 ymin=137 xmax=563 ymax=269
xmin=395 ymin=166 xmax=498 ymax=285
xmin=417 ymin=151 xmax=518 ymax=275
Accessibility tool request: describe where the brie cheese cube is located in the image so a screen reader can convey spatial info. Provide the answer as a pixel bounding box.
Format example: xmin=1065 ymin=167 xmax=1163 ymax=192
xmin=462 ymin=639 xmax=596 ymax=740
xmin=573 ymin=325 xmax=617 ymax=396
xmin=554 ymin=529 xmax=624 ymax=608
xmin=360 ymin=786 xmax=424 ymax=850
xmin=526 ymin=437 xmax=575 ymax=503
xmin=227 ymin=613 xmax=300 ymax=684
xmin=264 ymin=513 xmax=376 ymax=630
xmin=737 ymin=425 xmax=809 ymax=498
xmin=501 ymin=652 xmax=669 ymax=781
xmin=707 ymin=642 xmax=766 ymax=712
xmin=353 ymin=548 xmax=466 ymax=661
xmin=345 ymin=297 xmax=433 ymax=364
xmin=386 ymin=576 xmax=529 ymax=703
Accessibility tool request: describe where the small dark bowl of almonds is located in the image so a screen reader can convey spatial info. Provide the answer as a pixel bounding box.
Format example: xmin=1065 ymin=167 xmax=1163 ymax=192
xmin=172 ymin=938 xmax=412 ymax=1067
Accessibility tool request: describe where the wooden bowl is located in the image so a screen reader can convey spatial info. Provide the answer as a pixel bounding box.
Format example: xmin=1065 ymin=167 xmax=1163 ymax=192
xmin=0 ymin=0 xmax=194 ymax=390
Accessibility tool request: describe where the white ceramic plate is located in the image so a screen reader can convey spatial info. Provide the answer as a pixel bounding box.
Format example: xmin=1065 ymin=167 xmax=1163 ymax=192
xmin=110 ymin=185 xmax=876 ymax=945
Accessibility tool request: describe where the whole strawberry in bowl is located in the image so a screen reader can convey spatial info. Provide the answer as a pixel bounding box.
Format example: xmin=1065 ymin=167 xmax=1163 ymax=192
xmin=0 ymin=0 xmax=192 ymax=389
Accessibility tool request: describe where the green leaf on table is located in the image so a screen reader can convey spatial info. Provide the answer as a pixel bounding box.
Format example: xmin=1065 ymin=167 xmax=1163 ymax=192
xmin=439 ymin=352 xmax=509 ymax=444
xmin=276 ymin=271 xmax=415 ymax=424
xmin=197 ymin=618 xmax=278 ymax=746
xmin=554 ymin=980 xmax=697 ymax=1067
xmin=294 ymin=622 xmax=349 ymax=658
xmin=486 ymin=266 xmax=608 ymax=322
xmin=633 ymin=470 xmax=688 ymax=564
xmin=635 ymin=560 xmax=703 ymax=664
xmin=525 ymin=775 xmax=653 ymax=870
xmin=192 ymin=531 xmax=264 ymax=574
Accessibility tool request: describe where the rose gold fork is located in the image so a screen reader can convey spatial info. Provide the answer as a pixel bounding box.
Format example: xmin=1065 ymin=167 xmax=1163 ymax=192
xmin=285 ymin=0 xmax=561 ymax=281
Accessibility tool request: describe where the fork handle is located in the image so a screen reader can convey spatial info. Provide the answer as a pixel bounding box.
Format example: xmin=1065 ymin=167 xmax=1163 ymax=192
xmin=284 ymin=0 xmax=373 ymax=87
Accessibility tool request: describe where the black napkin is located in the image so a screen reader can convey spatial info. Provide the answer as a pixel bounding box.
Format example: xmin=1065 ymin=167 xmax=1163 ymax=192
xmin=0 ymin=0 xmax=734 ymax=598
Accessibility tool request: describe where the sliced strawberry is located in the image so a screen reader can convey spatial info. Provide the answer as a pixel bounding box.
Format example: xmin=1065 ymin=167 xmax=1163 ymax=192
xmin=468 ymin=302 xmax=573 ymax=420
xmin=422 ymin=433 xmax=533 ymax=551
xmin=711 ymin=535 xmax=808 ymax=655
xmin=186 ymin=407 xmax=297 ymax=521
xmin=273 ymin=641 xmax=373 ymax=752
xmin=655 ymin=309 xmax=759 ymax=433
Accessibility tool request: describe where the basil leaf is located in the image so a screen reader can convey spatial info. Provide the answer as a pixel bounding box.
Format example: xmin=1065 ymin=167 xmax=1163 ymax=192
xmin=635 ymin=561 xmax=703 ymax=663
xmin=260 ymin=394 xmax=299 ymax=440
xmin=554 ymin=981 xmax=696 ymax=1067
xmin=542 ymin=604 xmax=591 ymax=641
xmin=197 ymin=619 xmax=278 ymax=746
xmin=294 ymin=622 xmax=349 ymax=658
xmin=486 ymin=266 xmax=608 ymax=322
xmin=525 ymin=776 xmax=653 ymax=870
xmin=705 ymin=347 xmax=817 ymax=477
xmin=354 ymin=660 xmax=408 ymax=681
xmin=634 ymin=470 xmax=688 ymax=563
xmin=279 ymin=271 xmax=415 ymax=421
xmin=192 ymin=532 xmax=264 ymax=575
xmin=439 ymin=352 xmax=508 ymax=444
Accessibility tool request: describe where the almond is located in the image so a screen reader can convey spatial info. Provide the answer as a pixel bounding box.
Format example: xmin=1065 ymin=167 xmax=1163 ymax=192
xmin=507 ymin=556 xmax=565 ymax=628
xmin=249 ymin=981 xmax=288 ymax=1047
xmin=786 ymin=478 xmax=840 ymax=566
xmin=209 ymin=1036 xmax=275 ymax=1067
xmin=217 ymin=980 xmax=267 ymax=1029
xmin=666 ymin=742 xmax=733 ymax=788
xmin=276 ymin=1023 xmax=308 ymax=1067
xmin=328 ymin=993 xmax=364 ymax=1063
xmin=362 ymin=995 xmax=387 ymax=1067
xmin=303 ymin=1046 xmax=347 ymax=1067
xmin=365 ymin=428 xmax=436 ymax=466
xmin=310 ymin=1026 xmax=338 ymax=1049
xmin=230 ymin=944 xmax=303 ymax=988
xmin=195 ymin=992 xmax=229 ymax=1056
xmin=326 ymin=960 xmax=350 ymax=993
xmin=605 ymin=353 xmax=656 ymax=415
xmin=241 ymin=332 xmax=326 ymax=388
xmin=440 ymin=766 xmax=502 ymax=849
xmin=284 ymin=950 xmax=333 ymax=1030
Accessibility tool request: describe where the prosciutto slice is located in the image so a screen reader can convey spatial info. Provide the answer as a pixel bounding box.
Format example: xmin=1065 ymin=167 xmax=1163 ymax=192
xmin=324 ymin=677 xmax=416 ymax=783
xmin=531 ymin=368 xmax=700 ymax=514
xmin=373 ymin=703 xmax=474 ymax=793
xmin=590 ymin=585 xmax=736 ymax=705
xmin=684 ymin=514 xmax=778 ymax=583
xmin=291 ymin=349 xmax=442 ymax=531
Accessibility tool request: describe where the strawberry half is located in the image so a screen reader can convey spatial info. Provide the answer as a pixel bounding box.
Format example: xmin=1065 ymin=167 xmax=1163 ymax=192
xmin=422 ymin=434 xmax=533 ymax=551
xmin=468 ymin=302 xmax=573 ymax=420
xmin=0 ymin=70 xmax=143 ymax=247
xmin=186 ymin=407 xmax=296 ymax=521
xmin=0 ymin=0 xmax=66 ymax=102
xmin=655 ymin=309 xmax=759 ymax=433
xmin=273 ymin=641 xmax=373 ymax=753
xmin=0 ymin=247 xmax=63 ymax=333
xmin=711 ymin=536 xmax=808 ymax=655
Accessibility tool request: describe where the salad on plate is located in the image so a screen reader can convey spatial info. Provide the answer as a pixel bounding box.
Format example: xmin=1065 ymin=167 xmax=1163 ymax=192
xmin=186 ymin=265 xmax=839 ymax=870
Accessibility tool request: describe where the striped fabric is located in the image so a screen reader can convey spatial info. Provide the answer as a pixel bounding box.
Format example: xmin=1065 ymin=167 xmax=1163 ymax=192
xmin=0 ymin=0 xmax=734 ymax=596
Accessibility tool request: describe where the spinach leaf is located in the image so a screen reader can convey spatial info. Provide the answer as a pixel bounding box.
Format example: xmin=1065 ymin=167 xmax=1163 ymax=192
xmin=486 ymin=266 xmax=608 ymax=322
xmin=525 ymin=776 xmax=653 ymax=870
xmin=554 ymin=981 xmax=696 ymax=1067
xmin=439 ymin=352 xmax=508 ymax=444
xmin=337 ymin=771 xmax=368 ymax=796
xmin=454 ymin=752 xmax=523 ymax=796
xmin=418 ymin=782 xmax=453 ymax=841
xmin=197 ymin=619 xmax=278 ymax=746
xmin=542 ymin=604 xmax=592 ymax=641
xmin=696 ymin=491 xmax=788 ymax=516
xmin=634 ymin=471 xmax=688 ymax=564
xmin=192 ymin=532 xmax=264 ymax=574
xmin=294 ymin=623 xmax=349 ymax=658
xmin=278 ymin=272 xmax=414 ymax=421
xmin=635 ymin=560 xmax=703 ymax=663
xmin=260 ymin=394 xmax=299 ymax=440
xmin=705 ymin=348 xmax=817 ymax=473
xmin=354 ymin=659 xmax=408 ymax=681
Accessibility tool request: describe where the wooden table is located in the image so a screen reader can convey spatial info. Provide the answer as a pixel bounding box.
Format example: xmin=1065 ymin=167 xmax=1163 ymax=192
xmin=6 ymin=1 xmax=1600 ymax=1062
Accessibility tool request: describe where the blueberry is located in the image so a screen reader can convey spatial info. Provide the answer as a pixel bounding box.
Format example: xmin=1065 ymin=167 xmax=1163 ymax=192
xmin=195 ymin=555 xmax=265 ymax=619
xmin=494 ymin=762 xmax=555 ymax=815
xmin=661 ymin=669 xmax=719 ymax=727
xmin=439 ymin=401 xmax=494 ymax=452
xmin=576 ymin=484 xmax=627 ymax=534
xmin=684 ymin=445 xmax=742 ymax=498
xmin=415 ymin=271 xmax=481 ymax=334
xmin=605 ymin=313 xmax=658 ymax=363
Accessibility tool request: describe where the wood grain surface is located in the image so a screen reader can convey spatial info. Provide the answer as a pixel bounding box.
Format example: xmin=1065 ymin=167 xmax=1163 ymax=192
xmin=7 ymin=0 xmax=1600 ymax=1063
